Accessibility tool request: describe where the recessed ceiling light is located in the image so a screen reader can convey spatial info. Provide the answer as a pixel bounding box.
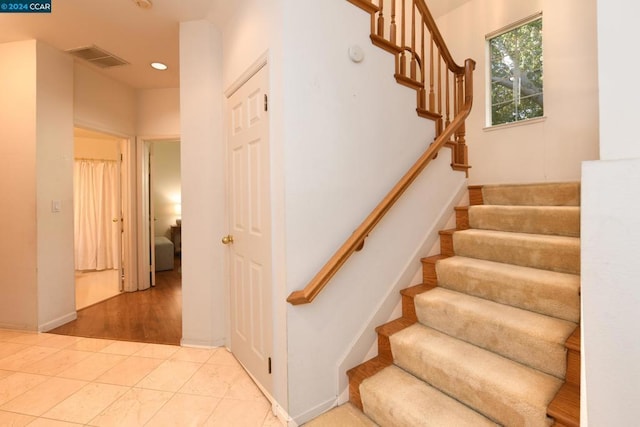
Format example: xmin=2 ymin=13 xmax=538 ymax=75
xmin=151 ymin=62 xmax=168 ymax=71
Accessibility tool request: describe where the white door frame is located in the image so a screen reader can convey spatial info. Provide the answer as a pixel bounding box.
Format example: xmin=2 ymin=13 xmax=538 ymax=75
xmin=136 ymin=135 xmax=180 ymax=291
xmin=73 ymin=124 xmax=137 ymax=294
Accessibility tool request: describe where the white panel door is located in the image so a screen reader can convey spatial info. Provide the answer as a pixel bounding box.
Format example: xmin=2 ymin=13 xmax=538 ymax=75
xmin=226 ymin=65 xmax=272 ymax=393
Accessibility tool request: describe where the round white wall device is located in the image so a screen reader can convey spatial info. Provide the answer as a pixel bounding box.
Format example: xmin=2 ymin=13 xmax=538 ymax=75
xmin=348 ymin=45 xmax=365 ymax=63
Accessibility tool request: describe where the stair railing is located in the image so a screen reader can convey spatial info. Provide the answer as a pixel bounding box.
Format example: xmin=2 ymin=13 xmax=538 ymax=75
xmin=287 ymin=0 xmax=475 ymax=305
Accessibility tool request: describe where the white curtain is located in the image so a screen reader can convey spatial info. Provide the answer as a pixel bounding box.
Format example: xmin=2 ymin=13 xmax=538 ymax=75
xmin=74 ymin=160 xmax=120 ymax=271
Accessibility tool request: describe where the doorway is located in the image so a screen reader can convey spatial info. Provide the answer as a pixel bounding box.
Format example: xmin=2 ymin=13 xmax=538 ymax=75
xmin=73 ymin=128 xmax=124 ymax=310
xmin=138 ymin=138 xmax=182 ymax=290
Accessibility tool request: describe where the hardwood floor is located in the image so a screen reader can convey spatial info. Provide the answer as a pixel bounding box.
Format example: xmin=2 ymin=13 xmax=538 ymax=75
xmin=50 ymin=257 xmax=182 ymax=345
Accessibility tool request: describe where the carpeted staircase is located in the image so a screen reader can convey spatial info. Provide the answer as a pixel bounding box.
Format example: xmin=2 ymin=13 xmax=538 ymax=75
xmin=310 ymin=182 xmax=581 ymax=427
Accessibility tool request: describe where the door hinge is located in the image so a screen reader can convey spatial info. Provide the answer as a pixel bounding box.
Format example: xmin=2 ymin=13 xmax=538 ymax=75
xmin=268 ymin=357 xmax=272 ymax=374
xmin=264 ymin=94 xmax=268 ymax=112
xmin=120 ymin=153 xmax=123 ymax=162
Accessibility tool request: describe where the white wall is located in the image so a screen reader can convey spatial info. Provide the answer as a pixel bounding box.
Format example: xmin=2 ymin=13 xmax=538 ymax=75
xmin=74 ymin=137 xmax=120 ymax=160
xmin=582 ymin=0 xmax=640 ymax=424
xmin=281 ymin=1 xmax=466 ymax=422
xmin=35 ymin=41 xmax=76 ymax=331
xmin=153 ymin=141 xmax=181 ymax=237
xmin=437 ymin=0 xmax=599 ymax=185
xmin=0 ymin=40 xmax=75 ymax=331
xmin=179 ymin=20 xmax=226 ymax=347
xmin=0 ymin=40 xmax=39 ymax=330
xmin=137 ymin=88 xmax=180 ymax=136
xmin=74 ymin=62 xmax=136 ymax=136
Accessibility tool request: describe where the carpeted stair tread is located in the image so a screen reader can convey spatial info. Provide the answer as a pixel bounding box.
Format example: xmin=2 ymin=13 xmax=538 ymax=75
xmin=414 ymin=288 xmax=577 ymax=378
xmin=468 ymin=205 xmax=580 ymax=237
xmin=453 ymin=229 xmax=580 ymax=274
xmin=390 ymin=324 xmax=563 ymax=427
xmin=360 ymin=365 xmax=498 ymax=427
xmin=481 ymin=182 xmax=580 ymax=206
xmin=436 ymin=256 xmax=580 ymax=322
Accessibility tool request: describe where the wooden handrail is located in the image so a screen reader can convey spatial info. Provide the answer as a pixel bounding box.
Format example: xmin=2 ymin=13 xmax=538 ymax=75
xmin=287 ymin=0 xmax=475 ymax=305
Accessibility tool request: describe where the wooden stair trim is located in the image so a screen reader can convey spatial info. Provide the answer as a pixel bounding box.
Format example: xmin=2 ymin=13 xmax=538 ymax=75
xmin=438 ymin=229 xmax=456 ymax=256
xmin=375 ymin=317 xmax=416 ymax=361
xmin=401 ymin=283 xmax=436 ymax=321
xmin=416 ymin=107 xmax=442 ymax=122
xmin=421 ymin=254 xmax=450 ymax=285
xmin=347 ymin=356 xmax=391 ymax=410
xmin=454 ymin=206 xmax=470 ymax=230
xmin=346 ymin=0 xmax=379 ymax=14
xmin=566 ymin=326 xmax=580 ymax=352
xmin=395 ymin=73 xmax=423 ymax=91
xmin=370 ymin=34 xmax=402 ymax=55
xmin=469 ymin=185 xmax=484 ymax=206
xmin=548 ymin=383 xmax=580 ymax=427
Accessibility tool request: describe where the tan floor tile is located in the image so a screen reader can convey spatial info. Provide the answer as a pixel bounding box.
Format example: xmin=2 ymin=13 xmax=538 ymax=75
xmin=90 ymin=387 xmax=173 ymax=427
xmin=262 ymin=411 xmax=285 ymax=427
xmin=36 ymin=335 xmax=83 ymax=349
xmin=27 ymin=418 xmax=83 ymax=426
xmin=0 ymin=372 xmax=49 ymax=406
xmin=179 ymin=363 xmax=244 ymax=398
xmin=170 ymin=347 xmax=215 ymax=364
xmin=136 ymin=360 xmax=201 ymax=392
xmin=206 ymin=348 xmax=242 ymax=367
xmin=95 ymin=356 xmax=164 ymax=387
xmin=0 ymin=346 xmax=59 ymax=371
xmin=226 ymin=373 xmax=267 ymax=401
xmin=133 ymin=344 xmax=180 ymax=360
xmin=63 ymin=337 xmax=115 ymax=353
xmin=0 ymin=377 xmax=86 ymax=416
xmin=43 ymin=382 xmax=129 ymax=424
xmin=4 ymin=333 xmax=52 ymax=346
xmin=99 ymin=341 xmax=147 ymax=356
xmin=145 ymin=393 xmax=220 ymax=427
xmin=57 ymin=353 xmax=127 ymax=381
xmin=0 ymin=343 xmax=28 ymax=361
xmin=0 ymin=409 xmax=35 ymax=426
xmin=21 ymin=350 xmax=93 ymax=376
xmin=0 ymin=330 xmax=30 ymax=342
xmin=204 ymin=398 xmax=271 ymax=427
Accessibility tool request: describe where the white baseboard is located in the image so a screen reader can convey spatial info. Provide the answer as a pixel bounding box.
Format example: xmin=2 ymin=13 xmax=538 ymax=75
xmin=39 ymin=311 xmax=77 ymax=332
xmin=290 ymin=396 xmax=337 ymax=426
xmin=180 ymin=337 xmax=226 ymax=348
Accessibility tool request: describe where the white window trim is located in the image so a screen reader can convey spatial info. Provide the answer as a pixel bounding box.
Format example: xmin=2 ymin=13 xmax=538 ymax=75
xmin=485 ymin=11 xmax=543 ymax=128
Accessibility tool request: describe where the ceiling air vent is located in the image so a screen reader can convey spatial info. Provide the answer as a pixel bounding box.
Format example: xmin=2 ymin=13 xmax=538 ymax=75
xmin=66 ymin=45 xmax=129 ymax=68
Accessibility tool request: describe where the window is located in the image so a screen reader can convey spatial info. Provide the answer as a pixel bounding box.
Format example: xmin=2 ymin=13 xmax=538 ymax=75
xmin=487 ymin=14 xmax=543 ymax=126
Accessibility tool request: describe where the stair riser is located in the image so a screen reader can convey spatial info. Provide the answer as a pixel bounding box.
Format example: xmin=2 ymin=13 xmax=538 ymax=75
xmin=453 ymin=231 xmax=580 ymax=274
xmin=469 ymin=206 xmax=580 ymax=237
xmin=481 ymin=182 xmax=581 ymax=207
xmin=414 ymin=289 xmax=576 ymax=379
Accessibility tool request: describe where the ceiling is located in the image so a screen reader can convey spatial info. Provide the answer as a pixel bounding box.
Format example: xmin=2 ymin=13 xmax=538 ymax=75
xmin=0 ymin=0 xmax=233 ymax=89
xmin=0 ymin=0 xmax=469 ymax=91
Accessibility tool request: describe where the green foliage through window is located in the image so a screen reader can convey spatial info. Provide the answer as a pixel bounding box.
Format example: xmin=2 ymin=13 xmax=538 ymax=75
xmin=488 ymin=17 xmax=543 ymax=126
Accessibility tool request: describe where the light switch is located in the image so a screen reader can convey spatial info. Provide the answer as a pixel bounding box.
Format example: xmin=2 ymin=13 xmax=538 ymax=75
xmin=51 ymin=200 xmax=62 ymax=213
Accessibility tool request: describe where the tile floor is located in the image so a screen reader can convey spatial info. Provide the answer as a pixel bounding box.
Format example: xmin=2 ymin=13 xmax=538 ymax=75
xmin=0 ymin=329 xmax=283 ymax=426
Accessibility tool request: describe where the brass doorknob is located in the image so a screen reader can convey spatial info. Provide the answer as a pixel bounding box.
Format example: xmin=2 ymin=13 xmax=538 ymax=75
xmin=221 ymin=235 xmax=234 ymax=245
